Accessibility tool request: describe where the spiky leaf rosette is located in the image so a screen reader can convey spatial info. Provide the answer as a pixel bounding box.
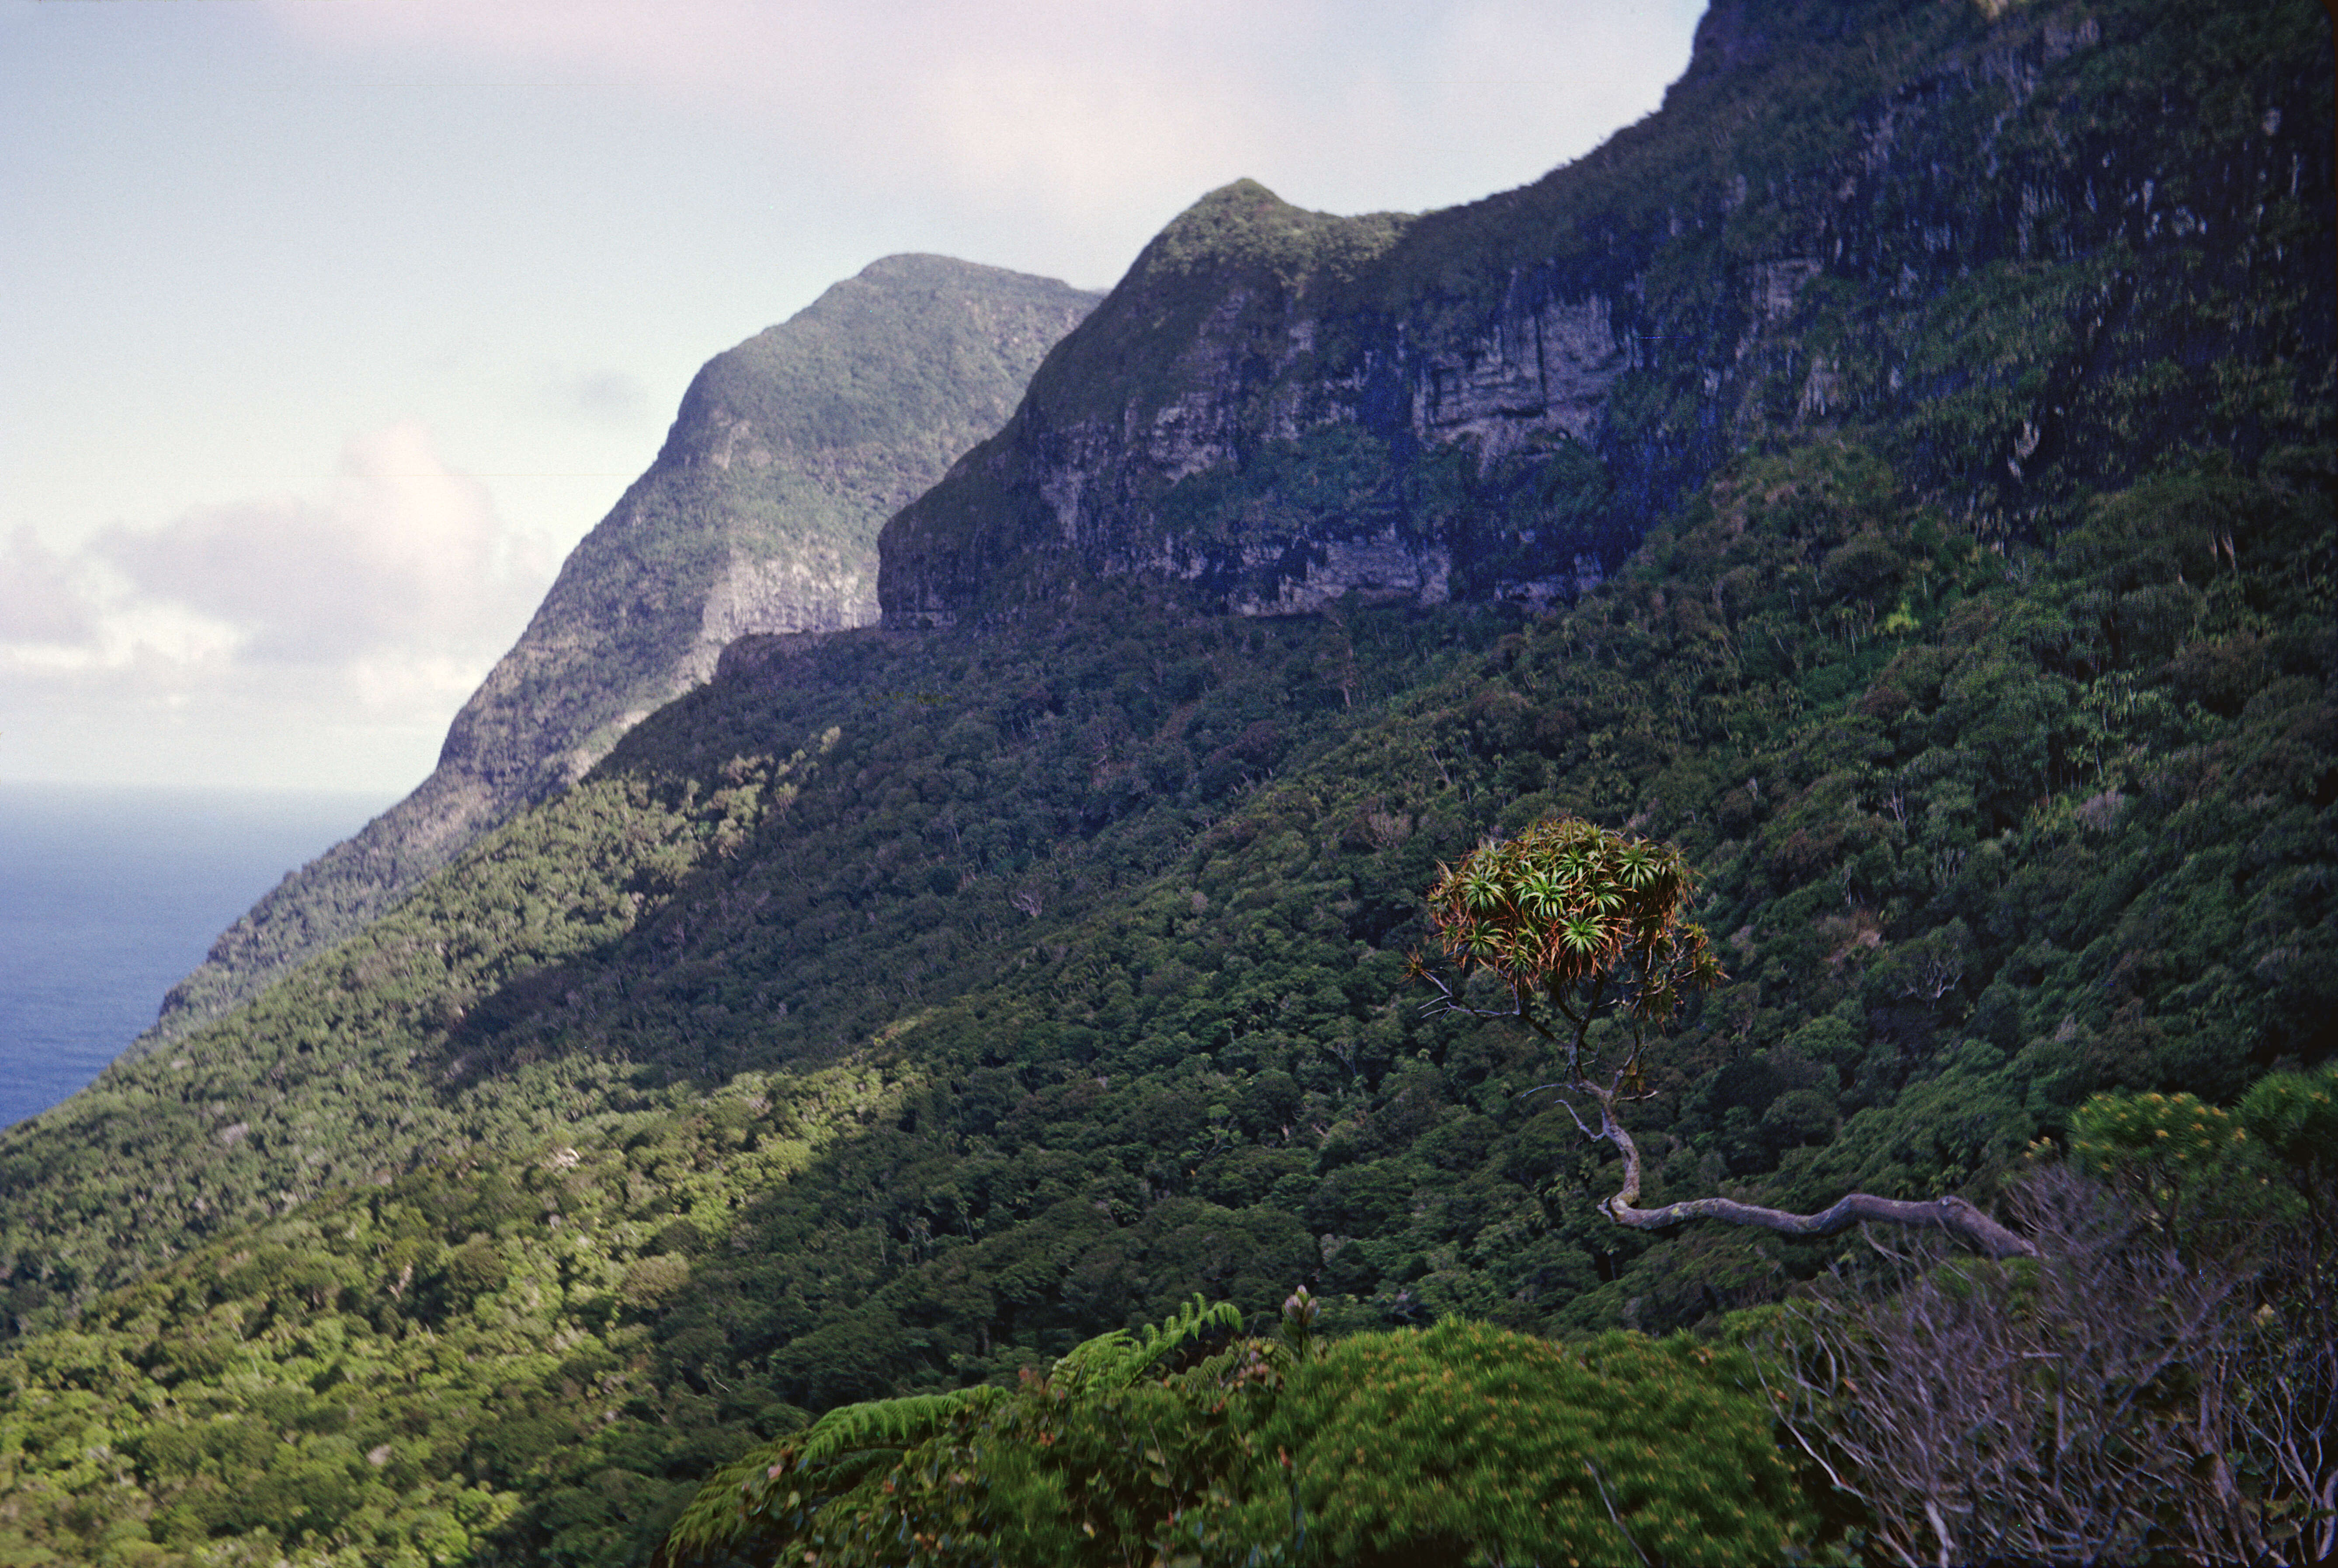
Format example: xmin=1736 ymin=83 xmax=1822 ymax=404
xmin=1422 ymin=817 xmax=1722 ymax=1031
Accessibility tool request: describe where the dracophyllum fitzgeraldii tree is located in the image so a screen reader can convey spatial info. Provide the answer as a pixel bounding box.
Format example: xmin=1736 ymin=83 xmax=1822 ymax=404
xmin=1414 ymin=816 xmax=2033 ymax=1258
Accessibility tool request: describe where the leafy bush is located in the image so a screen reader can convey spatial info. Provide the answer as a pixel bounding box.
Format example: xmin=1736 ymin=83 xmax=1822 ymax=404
xmin=663 ymin=1301 xmax=1807 ymax=1568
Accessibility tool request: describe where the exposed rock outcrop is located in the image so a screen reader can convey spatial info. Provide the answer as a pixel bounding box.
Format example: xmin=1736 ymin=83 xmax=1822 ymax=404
xmin=881 ymin=0 xmax=2331 ymax=623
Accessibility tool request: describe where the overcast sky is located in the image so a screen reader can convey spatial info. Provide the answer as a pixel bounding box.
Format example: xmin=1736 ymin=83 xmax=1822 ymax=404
xmin=2 ymin=0 xmax=1702 ymax=794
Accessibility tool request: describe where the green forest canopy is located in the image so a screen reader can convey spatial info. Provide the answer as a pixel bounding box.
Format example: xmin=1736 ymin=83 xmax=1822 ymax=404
xmin=0 ymin=434 xmax=2328 ymax=1565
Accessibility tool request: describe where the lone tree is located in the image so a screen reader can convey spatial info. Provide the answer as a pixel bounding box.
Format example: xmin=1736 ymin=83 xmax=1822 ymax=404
xmin=1414 ymin=816 xmax=2032 ymax=1259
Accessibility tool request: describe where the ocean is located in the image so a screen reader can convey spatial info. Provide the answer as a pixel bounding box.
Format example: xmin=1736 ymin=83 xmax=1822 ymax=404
xmin=0 ymin=783 xmax=392 ymax=1129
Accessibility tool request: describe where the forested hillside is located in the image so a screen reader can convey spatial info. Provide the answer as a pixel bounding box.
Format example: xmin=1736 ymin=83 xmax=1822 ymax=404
xmin=3 ymin=437 xmax=2328 ymax=1564
xmin=0 ymin=0 xmax=2330 ymax=1563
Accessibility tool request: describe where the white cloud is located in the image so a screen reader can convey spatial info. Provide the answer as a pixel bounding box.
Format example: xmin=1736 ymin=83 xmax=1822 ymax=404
xmin=3 ymin=0 xmax=1702 ymax=792
xmin=262 ymin=0 xmax=1703 ymax=278
xmin=0 ymin=530 xmax=97 ymax=648
xmin=94 ymin=422 xmax=544 ymax=665
xmin=0 ymin=423 xmax=551 ymax=789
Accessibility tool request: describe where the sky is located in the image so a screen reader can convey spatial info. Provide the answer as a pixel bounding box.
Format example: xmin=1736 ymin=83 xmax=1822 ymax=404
xmin=2 ymin=0 xmax=1704 ymax=794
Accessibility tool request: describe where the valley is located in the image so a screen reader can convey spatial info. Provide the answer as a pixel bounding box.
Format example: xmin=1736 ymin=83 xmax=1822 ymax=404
xmin=0 ymin=0 xmax=2331 ymax=1562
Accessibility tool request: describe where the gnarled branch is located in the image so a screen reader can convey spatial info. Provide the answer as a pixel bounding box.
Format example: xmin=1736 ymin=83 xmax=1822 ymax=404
xmin=1606 ymin=1190 xmax=2037 ymax=1260
xmin=1595 ymin=1082 xmax=2035 ymax=1260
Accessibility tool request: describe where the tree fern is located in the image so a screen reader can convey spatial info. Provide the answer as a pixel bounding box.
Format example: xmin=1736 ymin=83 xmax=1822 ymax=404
xmin=794 ymin=1388 xmax=1001 ymax=1467
xmin=664 ymin=1306 xmax=1813 ymax=1567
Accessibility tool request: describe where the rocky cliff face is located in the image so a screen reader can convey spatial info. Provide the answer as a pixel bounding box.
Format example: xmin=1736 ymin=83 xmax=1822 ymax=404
xmin=142 ymin=255 xmax=1099 ymax=1046
xmin=880 ymin=0 xmax=2332 ymax=623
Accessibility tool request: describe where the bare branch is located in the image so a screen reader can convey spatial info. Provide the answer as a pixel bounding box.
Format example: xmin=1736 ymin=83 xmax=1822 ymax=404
xmin=1608 ymin=1190 xmax=2037 ymax=1261
xmin=1582 ymin=1460 xmax=1652 ymax=1568
xmin=1517 ymin=1084 xmax=1602 ymax=1143
xmin=1412 ymin=970 xmax=1561 ymax=1041
xmin=1753 ymin=1168 xmax=2316 ymax=1566
xmin=1588 ymin=1075 xmax=2037 ymax=1260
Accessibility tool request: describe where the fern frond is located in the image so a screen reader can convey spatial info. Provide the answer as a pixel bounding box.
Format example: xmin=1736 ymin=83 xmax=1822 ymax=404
xmin=1053 ymin=1296 xmax=1244 ymax=1392
xmin=1138 ymin=1294 xmax=1245 ymax=1363
xmin=796 ymin=1387 xmax=997 ymax=1467
xmin=659 ymin=1444 xmax=796 ymax=1563
xmin=658 ymin=1386 xmax=1001 ymax=1564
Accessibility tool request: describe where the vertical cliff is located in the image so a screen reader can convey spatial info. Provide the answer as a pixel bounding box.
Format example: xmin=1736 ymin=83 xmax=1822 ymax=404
xmin=139 ymin=256 xmax=1099 ymax=1047
xmin=880 ymin=0 xmax=2332 ymax=622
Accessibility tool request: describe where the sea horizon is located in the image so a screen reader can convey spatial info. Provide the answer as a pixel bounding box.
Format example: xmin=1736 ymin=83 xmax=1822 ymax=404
xmin=0 ymin=781 xmax=395 ymax=1130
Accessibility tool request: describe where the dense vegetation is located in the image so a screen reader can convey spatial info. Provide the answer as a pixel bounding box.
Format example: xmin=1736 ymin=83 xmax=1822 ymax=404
xmin=647 ymin=1060 xmax=2332 ymax=1568
xmin=2 ymin=766 xmax=781 ymax=1314
xmin=0 ymin=1065 xmax=907 ymax=1565
xmin=3 ymin=428 xmax=2327 ymax=1563
xmin=660 ymin=1299 xmax=1810 ymax=1567
xmin=0 ymin=0 xmax=2329 ymax=1561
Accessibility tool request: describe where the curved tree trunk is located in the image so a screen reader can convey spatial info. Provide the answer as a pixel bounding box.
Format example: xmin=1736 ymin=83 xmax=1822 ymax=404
xmin=1594 ymin=1094 xmax=2036 ymax=1260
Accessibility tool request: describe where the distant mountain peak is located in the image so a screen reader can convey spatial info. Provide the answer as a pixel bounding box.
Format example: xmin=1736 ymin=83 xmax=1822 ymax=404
xmin=139 ymin=255 xmax=1100 ymax=1049
xmin=1129 ymin=179 xmax=1414 ymax=288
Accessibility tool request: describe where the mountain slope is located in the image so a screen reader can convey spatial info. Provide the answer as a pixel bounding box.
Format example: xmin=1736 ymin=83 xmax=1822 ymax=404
xmin=0 ymin=0 xmax=2329 ymax=1562
xmin=3 ymin=437 xmax=2328 ymax=1566
xmin=881 ymin=0 xmax=2330 ymax=621
xmin=140 ymin=256 xmax=1100 ymax=1048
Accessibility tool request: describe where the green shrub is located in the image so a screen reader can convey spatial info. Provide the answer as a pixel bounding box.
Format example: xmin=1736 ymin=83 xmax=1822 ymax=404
xmin=662 ymin=1304 xmax=1808 ymax=1567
